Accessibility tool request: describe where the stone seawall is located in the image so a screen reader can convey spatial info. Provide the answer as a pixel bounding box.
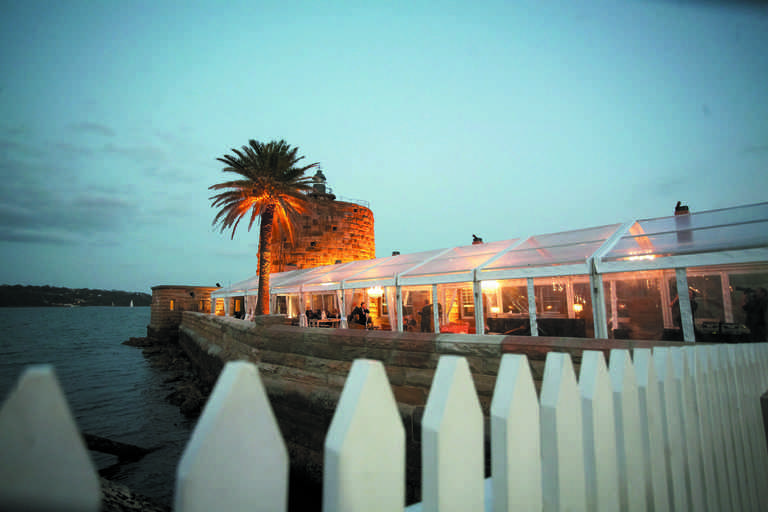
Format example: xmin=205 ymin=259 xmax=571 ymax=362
xmin=178 ymin=311 xmax=676 ymax=504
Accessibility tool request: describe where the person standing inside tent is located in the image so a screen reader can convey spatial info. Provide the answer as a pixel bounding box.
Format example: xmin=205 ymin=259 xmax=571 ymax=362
xmin=743 ymin=287 xmax=767 ymax=342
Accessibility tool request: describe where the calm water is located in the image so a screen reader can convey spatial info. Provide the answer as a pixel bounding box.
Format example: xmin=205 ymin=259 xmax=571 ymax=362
xmin=0 ymin=306 xmax=193 ymax=506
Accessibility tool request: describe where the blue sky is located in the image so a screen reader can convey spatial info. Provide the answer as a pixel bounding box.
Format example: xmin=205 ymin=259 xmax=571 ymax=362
xmin=1 ymin=1 xmax=766 ymax=293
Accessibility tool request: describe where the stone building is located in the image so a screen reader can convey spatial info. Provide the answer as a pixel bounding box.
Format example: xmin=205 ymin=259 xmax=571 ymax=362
xmin=269 ymin=169 xmax=375 ymax=272
xmin=148 ymin=285 xmax=219 ymax=342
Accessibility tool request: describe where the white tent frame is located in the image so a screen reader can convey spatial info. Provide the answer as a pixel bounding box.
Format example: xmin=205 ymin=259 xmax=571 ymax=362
xmin=211 ymin=202 xmax=768 ymax=342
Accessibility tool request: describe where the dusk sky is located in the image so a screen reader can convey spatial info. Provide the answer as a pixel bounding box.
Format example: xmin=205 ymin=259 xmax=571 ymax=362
xmin=1 ymin=1 xmax=766 ymax=293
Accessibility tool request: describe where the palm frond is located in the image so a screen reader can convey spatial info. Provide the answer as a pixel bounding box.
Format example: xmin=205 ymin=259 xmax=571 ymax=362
xmin=209 ymin=139 xmax=319 ymax=242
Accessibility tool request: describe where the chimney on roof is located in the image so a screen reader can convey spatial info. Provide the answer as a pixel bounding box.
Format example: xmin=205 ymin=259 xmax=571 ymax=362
xmin=392 ymin=251 xmax=400 ymax=256
xmin=675 ymin=201 xmax=693 ymax=244
xmin=675 ymin=201 xmax=690 ymax=216
xmin=472 ymin=234 xmax=483 ymax=245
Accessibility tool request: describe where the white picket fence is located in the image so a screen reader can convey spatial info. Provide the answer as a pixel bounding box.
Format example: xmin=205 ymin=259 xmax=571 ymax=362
xmin=1 ymin=343 xmax=767 ymax=511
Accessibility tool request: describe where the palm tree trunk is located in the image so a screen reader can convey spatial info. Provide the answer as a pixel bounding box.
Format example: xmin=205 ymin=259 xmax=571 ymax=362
xmin=256 ymin=204 xmax=275 ymax=315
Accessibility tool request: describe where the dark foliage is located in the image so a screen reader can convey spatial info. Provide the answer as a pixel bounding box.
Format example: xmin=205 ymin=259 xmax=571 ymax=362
xmin=0 ymin=285 xmax=151 ymax=307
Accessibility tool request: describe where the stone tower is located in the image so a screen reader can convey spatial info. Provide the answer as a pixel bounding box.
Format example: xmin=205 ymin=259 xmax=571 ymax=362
xmin=269 ymin=169 xmax=375 ymax=272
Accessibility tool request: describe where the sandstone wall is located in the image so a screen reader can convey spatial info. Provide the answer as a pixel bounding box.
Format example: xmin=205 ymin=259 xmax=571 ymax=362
xmin=178 ymin=311 xmax=677 ymax=504
xmin=149 ymin=286 xmax=218 ymax=342
xmin=272 ymin=200 xmax=375 ymax=271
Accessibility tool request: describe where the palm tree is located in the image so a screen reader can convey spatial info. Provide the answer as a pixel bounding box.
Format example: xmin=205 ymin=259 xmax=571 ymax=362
xmin=210 ymin=139 xmax=318 ymax=315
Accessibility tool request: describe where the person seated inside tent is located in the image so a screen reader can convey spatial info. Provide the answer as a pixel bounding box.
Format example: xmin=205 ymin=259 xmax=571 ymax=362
xmin=350 ymin=301 xmax=372 ymax=329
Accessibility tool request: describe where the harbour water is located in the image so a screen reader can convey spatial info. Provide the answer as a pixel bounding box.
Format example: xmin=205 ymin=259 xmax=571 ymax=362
xmin=0 ymin=306 xmax=193 ymax=507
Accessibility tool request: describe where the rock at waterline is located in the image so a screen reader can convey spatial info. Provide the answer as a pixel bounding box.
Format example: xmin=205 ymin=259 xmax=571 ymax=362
xmin=121 ymin=336 xmax=211 ymax=418
xmin=101 ymin=478 xmax=170 ymax=512
xmin=122 ymin=337 xmax=155 ymax=347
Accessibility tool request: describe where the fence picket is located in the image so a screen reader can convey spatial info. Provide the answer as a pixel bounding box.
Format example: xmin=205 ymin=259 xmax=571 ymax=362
xmin=490 ymin=353 xmax=542 ymax=512
xmin=422 ymin=356 xmax=484 ymax=512
xmin=0 ymin=365 xmax=101 ymax=512
xmin=633 ymin=348 xmax=671 ymax=512
xmin=323 ymin=359 xmax=404 ymax=512
xmin=756 ymin=344 xmax=768 ymax=390
xmin=2 ymin=343 xmax=766 ymax=512
xmin=708 ymin=346 xmax=743 ymax=511
xmin=653 ymin=347 xmax=690 ymax=511
xmin=540 ymin=352 xmax=586 ymax=512
xmin=722 ymin=345 xmax=758 ymax=511
xmin=756 ymin=343 xmax=768 ymax=501
xmin=670 ymin=347 xmax=706 ymax=512
xmin=743 ymin=343 xmax=768 ymax=507
xmin=174 ymin=361 xmax=288 ymax=512
xmin=685 ymin=346 xmax=723 ymax=512
xmin=579 ymin=350 xmax=619 ymax=511
xmin=739 ymin=345 xmax=768 ymax=505
xmin=608 ymin=349 xmax=647 ymax=512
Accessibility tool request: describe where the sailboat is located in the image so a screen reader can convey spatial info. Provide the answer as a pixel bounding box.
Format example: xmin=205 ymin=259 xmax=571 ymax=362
xmin=130 ymin=300 xmax=134 ymax=308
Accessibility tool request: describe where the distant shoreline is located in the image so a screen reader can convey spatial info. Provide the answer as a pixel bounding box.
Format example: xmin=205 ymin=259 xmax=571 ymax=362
xmin=0 ymin=285 xmax=152 ymax=308
xmin=0 ymin=304 xmax=151 ymax=308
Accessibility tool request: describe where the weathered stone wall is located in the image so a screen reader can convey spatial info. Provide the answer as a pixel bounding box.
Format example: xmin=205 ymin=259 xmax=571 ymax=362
xmin=178 ymin=311 xmax=677 ymax=504
xmin=272 ymin=199 xmax=375 ymax=271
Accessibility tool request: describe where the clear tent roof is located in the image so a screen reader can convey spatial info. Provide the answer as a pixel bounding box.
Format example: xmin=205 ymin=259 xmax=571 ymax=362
xmin=269 ymin=263 xmax=344 ymax=293
xmin=602 ymin=202 xmax=768 ymax=263
xmin=480 ymin=224 xmax=622 ymax=275
xmin=213 ymin=202 xmax=768 ymax=297
xmin=211 ymin=267 xmax=312 ymax=296
xmin=398 ymin=239 xmax=519 ymax=285
xmin=286 ymin=256 xmax=397 ymax=293
xmin=343 ymin=248 xmax=451 ymax=288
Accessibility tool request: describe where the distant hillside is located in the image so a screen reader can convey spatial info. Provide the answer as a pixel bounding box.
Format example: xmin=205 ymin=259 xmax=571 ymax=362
xmin=0 ymin=285 xmax=152 ymax=307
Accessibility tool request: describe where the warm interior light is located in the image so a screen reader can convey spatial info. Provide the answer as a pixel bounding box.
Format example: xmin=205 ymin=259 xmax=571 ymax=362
xmin=367 ymin=286 xmax=384 ymax=298
xmin=490 ymin=306 xmax=500 ymax=314
xmin=573 ymin=303 xmax=583 ymax=313
xmin=626 ymin=253 xmax=657 ymax=261
xmin=481 ymin=280 xmax=499 ymax=291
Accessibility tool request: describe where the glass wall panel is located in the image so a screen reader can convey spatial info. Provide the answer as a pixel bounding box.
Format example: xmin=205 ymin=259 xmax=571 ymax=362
xmin=533 ymin=276 xmax=593 ymax=338
xmin=683 ymin=265 xmax=768 ymax=342
xmin=341 ymin=287 xmax=391 ymax=329
xmin=603 ymin=271 xmax=669 ymax=341
xmin=365 ymin=286 xmax=388 ymax=330
xmin=288 ymin=295 xmax=299 ymax=318
xmin=274 ymin=295 xmax=288 ymax=315
xmin=308 ymin=293 xmax=338 ymax=317
xmin=572 ymin=280 xmax=594 ymax=338
xmin=436 ymin=283 xmax=473 ymax=333
xmin=729 ymin=269 xmax=768 ymax=342
xmin=345 ymin=289 xmax=369 ymax=329
xmin=401 ymin=286 xmax=436 ymax=332
xmin=483 ymin=279 xmax=528 ymax=335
